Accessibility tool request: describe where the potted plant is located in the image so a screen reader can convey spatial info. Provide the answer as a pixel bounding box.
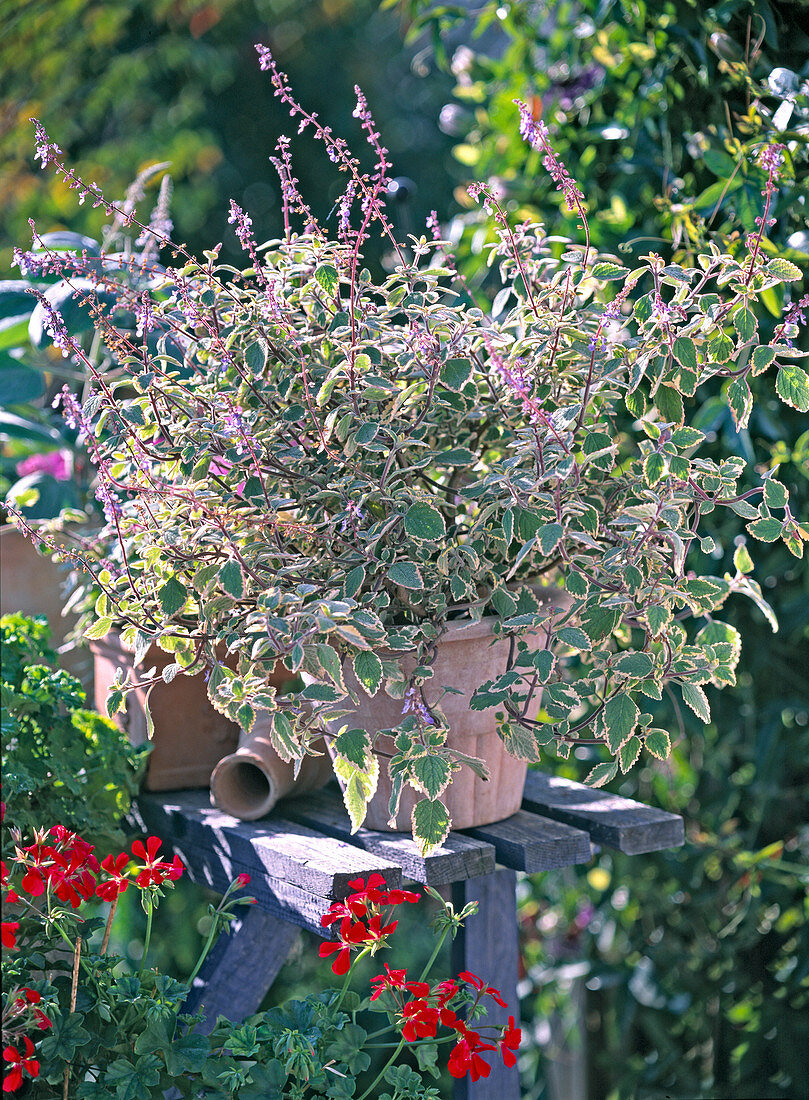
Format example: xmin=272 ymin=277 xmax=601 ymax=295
xmin=9 ymin=58 xmax=806 ymax=853
xmin=1 ymin=178 xmax=173 ymax=678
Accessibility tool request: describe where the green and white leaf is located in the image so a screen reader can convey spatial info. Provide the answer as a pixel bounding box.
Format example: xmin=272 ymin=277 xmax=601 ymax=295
xmin=604 ymin=694 xmax=639 ymax=753
xmin=411 ymin=797 xmax=451 ymax=854
xmin=352 ymin=650 xmax=383 ymax=696
xmin=681 ymin=681 xmax=710 ymax=723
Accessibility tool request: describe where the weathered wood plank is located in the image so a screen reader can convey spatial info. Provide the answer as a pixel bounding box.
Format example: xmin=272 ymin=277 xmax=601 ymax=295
xmin=522 ymin=771 xmax=685 ymax=854
xmin=183 ymin=906 xmax=300 ymax=1032
xmin=451 ymin=870 xmax=520 ymax=1100
xmin=157 ymin=829 xmax=335 ymax=935
xmin=135 ymin=791 xmax=403 ymax=897
xmin=464 ymin=810 xmax=592 ymax=872
xmin=281 ymin=787 xmax=496 ymax=886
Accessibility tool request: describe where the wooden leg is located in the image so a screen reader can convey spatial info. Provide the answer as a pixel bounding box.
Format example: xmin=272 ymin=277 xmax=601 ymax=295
xmin=451 ymin=869 xmax=520 ymax=1100
xmin=183 ymin=905 xmax=301 ymax=1033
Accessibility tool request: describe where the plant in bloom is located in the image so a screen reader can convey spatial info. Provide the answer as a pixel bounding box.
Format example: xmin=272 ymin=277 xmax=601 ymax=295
xmin=1 ymin=816 xmax=516 ymax=1095
xmin=9 ymin=50 xmax=808 ymax=860
xmin=316 ymin=879 xmax=521 ymax=1090
xmin=319 ymin=873 xmax=417 ymax=975
xmin=2 ymin=1036 xmax=39 ymax=1094
xmin=0 ymin=812 xmax=260 ymax=1096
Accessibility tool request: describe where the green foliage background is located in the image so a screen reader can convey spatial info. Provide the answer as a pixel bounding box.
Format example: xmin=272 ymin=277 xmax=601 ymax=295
xmin=401 ymin=0 xmax=809 ymax=1095
xmin=0 ymin=613 xmax=148 ymax=846
xmin=1 ymin=0 xmax=457 ymax=268
xmin=2 ymin=0 xmax=808 ymax=1097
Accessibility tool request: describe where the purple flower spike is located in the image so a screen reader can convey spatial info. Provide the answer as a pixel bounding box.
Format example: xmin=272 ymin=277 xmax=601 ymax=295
xmin=228 ymin=201 xmax=254 ymax=249
xmin=514 ymin=99 xmax=549 ymax=148
xmin=30 ymin=118 xmax=63 ymax=170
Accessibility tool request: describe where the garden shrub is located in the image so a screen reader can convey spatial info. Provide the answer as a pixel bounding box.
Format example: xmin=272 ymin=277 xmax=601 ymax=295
xmin=0 ymin=613 xmax=149 ymax=847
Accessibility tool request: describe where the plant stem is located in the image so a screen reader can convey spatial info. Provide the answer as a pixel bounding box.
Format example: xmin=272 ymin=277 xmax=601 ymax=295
xmin=62 ymin=937 xmax=82 ymax=1100
xmin=334 ymin=946 xmax=371 ymax=1012
xmin=138 ymin=903 xmax=153 ymax=978
xmin=355 ymin=1035 xmax=406 ymax=1100
xmin=417 ymin=925 xmax=449 ymax=984
xmin=185 ymin=915 xmax=223 ymax=989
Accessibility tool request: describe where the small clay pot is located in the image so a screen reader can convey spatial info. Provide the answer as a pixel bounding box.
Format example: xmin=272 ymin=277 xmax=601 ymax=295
xmin=210 ymin=717 xmax=333 ymax=820
xmin=0 ymin=528 xmax=88 ymax=683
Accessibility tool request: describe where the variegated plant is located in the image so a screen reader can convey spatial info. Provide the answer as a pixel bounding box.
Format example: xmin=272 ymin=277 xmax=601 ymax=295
xmin=10 ymin=57 xmax=807 ymax=852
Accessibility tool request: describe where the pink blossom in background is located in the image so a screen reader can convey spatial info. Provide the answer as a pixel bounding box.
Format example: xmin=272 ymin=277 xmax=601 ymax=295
xmin=15 ymin=449 xmax=72 ymax=481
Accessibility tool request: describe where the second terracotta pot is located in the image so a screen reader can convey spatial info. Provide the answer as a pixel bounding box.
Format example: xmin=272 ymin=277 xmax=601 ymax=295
xmin=92 ymin=635 xmax=293 ymax=792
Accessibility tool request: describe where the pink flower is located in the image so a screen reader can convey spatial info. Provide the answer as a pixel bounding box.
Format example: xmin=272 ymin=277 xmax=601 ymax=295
xmin=15 ymin=450 xmax=72 ymax=481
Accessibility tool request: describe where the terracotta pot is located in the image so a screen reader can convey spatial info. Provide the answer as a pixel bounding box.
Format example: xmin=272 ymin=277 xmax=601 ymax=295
xmin=210 ymin=717 xmax=333 ymax=820
xmin=335 ymin=592 xmax=567 ymax=831
xmin=0 ymin=528 xmax=89 ymax=684
xmin=92 ymin=634 xmax=292 ymax=792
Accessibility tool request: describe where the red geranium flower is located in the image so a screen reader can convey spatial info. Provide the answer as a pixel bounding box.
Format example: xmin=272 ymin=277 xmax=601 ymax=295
xmin=434 ymin=978 xmax=459 ymax=1006
xmin=96 ymin=852 xmax=130 ymax=901
xmin=459 ymin=969 xmax=507 ymax=1007
xmin=0 ymin=862 xmax=18 ymax=904
xmin=2 ymin=1036 xmax=39 ymax=1092
xmin=130 ymin=837 xmax=183 ymax=888
xmin=48 ymin=826 xmax=99 ymax=871
xmin=12 ymin=990 xmax=51 ymax=1032
xmin=500 ymin=1015 xmax=521 ymax=1067
xmin=404 ymin=979 xmax=430 ymax=997
xmin=381 ymin=887 xmax=421 ymax=905
xmin=46 ymin=848 xmax=98 ymax=908
xmin=401 ymin=998 xmax=440 ymax=1042
xmin=447 ymin=1029 xmax=497 ymax=1081
xmin=318 ymin=938 xmax=352 ymax=975
xmin=19 ymin=842 xmax=53 ymax=898
xmin=1 ymin=923 xmax=19 ymax=950
xmin=439 ymin=1006 xmax=465 ymax=1031
xmin=370 ymin=964 xmax=409 ymax=1000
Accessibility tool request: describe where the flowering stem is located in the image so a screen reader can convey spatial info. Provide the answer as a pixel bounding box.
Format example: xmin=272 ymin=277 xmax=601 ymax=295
xmin=185 ymin=915 xmax=224 ymax=989
xmin=355 ymin=1035 xmax=406 ymax=1100
xmin=334 ymin=945 xmax=371 ymax=1012
xmin=417 ymin=924 xmax=450 ymax=984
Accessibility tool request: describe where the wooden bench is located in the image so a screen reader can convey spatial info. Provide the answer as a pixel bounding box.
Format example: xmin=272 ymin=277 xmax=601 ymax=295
xmin=134 ymin=771 xmax=684 ymax=1099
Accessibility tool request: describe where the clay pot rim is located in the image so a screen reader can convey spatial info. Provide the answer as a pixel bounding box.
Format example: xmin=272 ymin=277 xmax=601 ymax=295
xmin=371 ymin=586 xmax=568 ymax=653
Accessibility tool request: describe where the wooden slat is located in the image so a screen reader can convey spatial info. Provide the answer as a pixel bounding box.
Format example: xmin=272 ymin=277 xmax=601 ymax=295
xmin=451 ymin=871 xmax=520 ymax=1100
xmin=281 ymin=788 xmax=496 ymax=886
xmin=135 ymin=791 xmax=403 ymax=898
xmin=183 ymin=907 xmax=300 ymax=1030
xmin=521 ymin=771 xmax=685 ymax=855
xmin=464 ymin=810 xmax=592 ymax=872
xmin=162 ymin=830 xmax=334 ymax=935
